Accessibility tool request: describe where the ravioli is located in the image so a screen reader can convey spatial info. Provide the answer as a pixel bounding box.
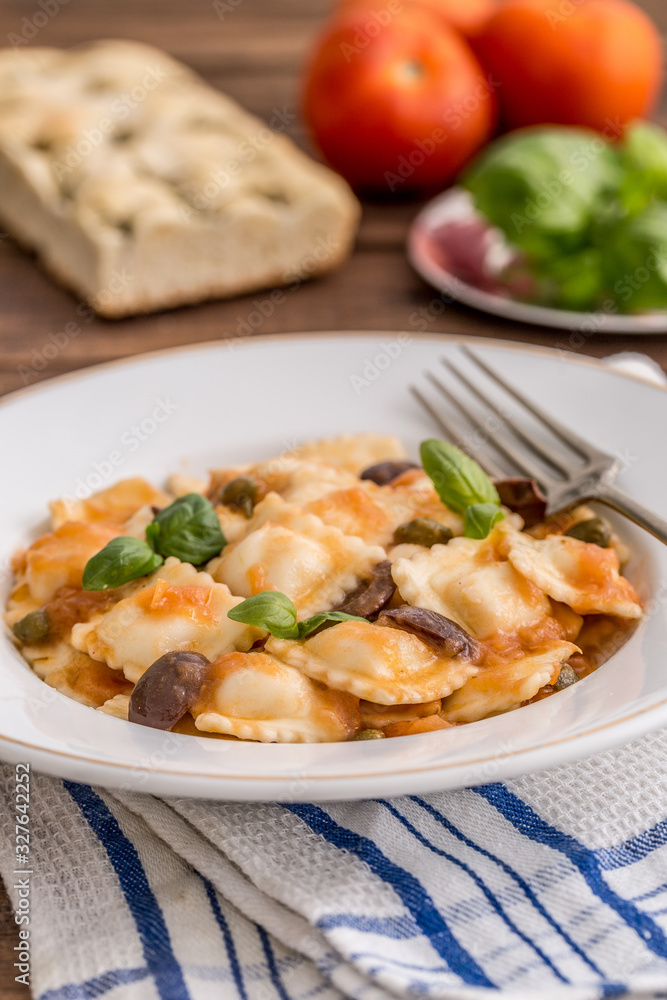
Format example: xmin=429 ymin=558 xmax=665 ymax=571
xmin=97 ymin=693 xmax=131 ymax=720
xmin=360 ymin=699 xmax=442 ymax=729
xmin=304 ymin=475 xmax=463 ymax=547
xmin=504 ymin=531 xmax=642 ymax=619
xmin=268 ymin=459 xmax=359 ymax=506
xmin=210 ymin=493 xmax=386 ymax=617
xmin=392 ymin=533 xmax=552 ymax=640
xmin=441 ymin=642 xmax=579 ymax=723
xmin=45 ymin=651 xmax=134 ymax=708
xmin=287 ymin=433 xmax=408 ymax=475
xmin=71 ymin=560 xmax=262 ymax=683
xmin=209 ymin=456 xmax=358 ymax=508
xmin=267 ymin=619 xmax=479 ymax=705
xmin=194 ymin=651 xmax=360 ymax=743
xmin=20 ymin=521 xmax=121 ymax=604
xmin=50 ymin=478 xmax=171 ymax=529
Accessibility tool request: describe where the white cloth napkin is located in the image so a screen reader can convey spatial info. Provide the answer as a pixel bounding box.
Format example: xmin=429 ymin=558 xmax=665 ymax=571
xmin=1 ymin=354 xmax=666 ymax=1000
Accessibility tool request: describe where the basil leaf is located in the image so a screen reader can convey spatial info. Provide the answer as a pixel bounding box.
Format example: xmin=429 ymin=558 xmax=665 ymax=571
xmin=297 ymin=611 xmax=368 ymax=639
xmin=148 ymin=493 xmax=226 ymax=564
xmin=227 ymin=591 xmax=299 ymax=639
xmin=227 ymin=593 xmax=367 ymax=640
xmin=464 ymin=503 xmax=505 ymax=540
xmin=421 ymin=439 xmax=500 ymax=514
xmin=82 ymin=537 xmax=163 ymax=591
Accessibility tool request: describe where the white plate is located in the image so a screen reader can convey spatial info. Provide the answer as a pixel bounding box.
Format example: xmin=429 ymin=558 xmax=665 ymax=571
xmin=408 ymin=189 xmax=667 ymax=334
xmin=0 ymin=333 xmax=665 ymax=801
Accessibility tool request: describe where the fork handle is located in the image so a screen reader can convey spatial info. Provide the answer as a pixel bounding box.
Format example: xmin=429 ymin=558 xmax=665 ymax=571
xmin=594 ymin=481 xmax=667 ymax=546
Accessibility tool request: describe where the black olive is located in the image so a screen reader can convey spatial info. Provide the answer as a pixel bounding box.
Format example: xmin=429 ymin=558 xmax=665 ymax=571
xmin=360 ymin=460 xmax=419 ymax=486
xmin=378 ymin=606 xmax=482 ymax=662
xmin=336 ymin=561 xmax=396 ymax=618
xmin=494 ymin=478 xmax=547 ymax=528
xmin=128 ymin=651 xmax=211 ymax=731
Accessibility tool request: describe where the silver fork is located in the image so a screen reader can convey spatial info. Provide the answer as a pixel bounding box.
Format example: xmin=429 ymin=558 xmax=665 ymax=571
xmin=412 ymin=347 xmax=667 ymax=545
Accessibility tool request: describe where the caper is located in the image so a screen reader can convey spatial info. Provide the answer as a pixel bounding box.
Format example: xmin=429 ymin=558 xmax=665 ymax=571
xmin=360 ymin=460 xmax=419 ymax=486
xmin=353 ymin=729 xmax=386 ymax=740
xmin=220 ymin=476 xmax=259 ymax=518
xmin=336 ymin=561 xmax=395 ymax=619
xmin=12 ymin=608 xmax=50 ymax=644
xmin=554 ymin=664 xmax=580 ymax=691
xmin=565 ymin=517 xmax=611 ymax=548
xmin=393 ymin=517 xmax=454 ymax=548
xmin=128 ymin=651 xmax=211 ymax=730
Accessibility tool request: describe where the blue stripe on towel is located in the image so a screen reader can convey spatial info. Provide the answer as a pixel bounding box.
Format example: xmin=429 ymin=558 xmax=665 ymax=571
xmin=349 ymin=952 xmax=450 ymax=975
xmin=595 ymin=818 xmax=667 ymax=871
xmin=631 ymin=883 xmax=667 ymax=904
xmin=317 ymin=913 xmax=418 ymax=938
xmin=202 ymin=877 xmax=249 ymax=1000
xmin=64 ymin=782 xmax=191 ymax=1000
xmin=382 ymin=801 xmax=568 ymax=983
xmin=412 ymin=795 xmax=605 ymax=978
xmin=286 ymin=803 xmax=495 ymax=988
xmin=476 ymin=784 xmax=667 ymax=959
xmin=257 ymin=925 xmax=291 ymax=1000
xmin=40 ymin=966 xmax=149 ymax=1000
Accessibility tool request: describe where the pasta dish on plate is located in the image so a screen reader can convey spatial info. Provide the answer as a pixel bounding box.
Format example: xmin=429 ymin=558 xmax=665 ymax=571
xmin=3 ymin=433 xmax=642 ymax=743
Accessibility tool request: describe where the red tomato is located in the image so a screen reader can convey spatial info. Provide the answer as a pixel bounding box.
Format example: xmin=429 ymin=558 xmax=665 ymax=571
xmin=303 ymin=6 xmax=497 ymax=193
xmin=475 ymin=0 xmax=664 ymax=134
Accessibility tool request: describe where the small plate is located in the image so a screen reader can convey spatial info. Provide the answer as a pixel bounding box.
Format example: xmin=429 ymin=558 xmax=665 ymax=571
xmin=0 ymin=333 xmax=665 ymax=801
xmin=408 ymin=188 xmax=667 ymax=334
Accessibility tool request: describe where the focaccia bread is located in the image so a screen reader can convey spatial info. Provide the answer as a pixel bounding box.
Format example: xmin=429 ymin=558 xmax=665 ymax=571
xmin=0 ymin=40 xmax=360 ymax=317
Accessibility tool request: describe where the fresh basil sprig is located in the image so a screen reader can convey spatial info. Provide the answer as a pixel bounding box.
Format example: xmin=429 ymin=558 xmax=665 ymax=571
xmin=420 ymin=439 xmax=504 ymax=539
xmin=296 ymin=611 xmax=369 ymax=639
xmin=146 ymin=493 xmax=225 ymax=564
xmin=82 ymin=493 xmax=226 ymax=591
xmin=82 ymin=537 xmax=163 ymax=591
xmin=464 ymin=503 xmax=505 ymax=540
xmin=227 ymin=591 xmax=366 ymax=640
xmin=227 ymin=591 xmax=299 ymax=639
xmin=421 ymin=439 xmax=500 ymax=513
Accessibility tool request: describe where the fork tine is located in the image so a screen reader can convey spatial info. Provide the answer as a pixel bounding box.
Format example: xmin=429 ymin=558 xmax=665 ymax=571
xmin=410 ymin=385 xmax=505 ymax=478
xmin=463 ymin=347 xmax=604 ymax=460
xmin=441 ymin=358 xmax=571 ymax=478
xmin=426 ymin=372 xmax=553 ymax=486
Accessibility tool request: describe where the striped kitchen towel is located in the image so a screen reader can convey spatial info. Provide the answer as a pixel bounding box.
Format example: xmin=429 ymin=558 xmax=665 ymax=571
xmin=2 ymin=728 xmax=667 ymax=1000
xmin=1 ymin=352 xmax=666 ymax=1000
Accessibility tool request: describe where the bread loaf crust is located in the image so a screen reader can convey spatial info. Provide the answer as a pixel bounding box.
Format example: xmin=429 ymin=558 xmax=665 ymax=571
xmin=0 ymin=40 xmax=360 ymax=317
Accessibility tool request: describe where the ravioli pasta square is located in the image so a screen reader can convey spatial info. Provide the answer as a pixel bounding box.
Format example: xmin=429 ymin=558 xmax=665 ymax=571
xmin=304 ymin=475 xmax=462 ymax=547
xmin=210 ymin=493 xmax=386 ymax=617
xmin=391 ymin=531 xmax=552 ymax=640
xmin=72 ymin=560 xmax=262 ymax=683
xmin=193 ymin=651 xmax=360 ymax=743
xmin=267 ymin=620 xmax=479 ymax=705
xmin=50 ymin=478 xmax=171 ymax=530
xmin=504 ymin=531 xmax=643 ymax=619
xmin=441 ymin=642 xmax=579 ymax=723
xmin=287 ymin=433 xmax=408 ymax=475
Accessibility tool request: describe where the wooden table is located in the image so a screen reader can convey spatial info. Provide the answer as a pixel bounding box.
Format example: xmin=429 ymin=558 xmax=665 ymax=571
xmin=1 ymin=0 xmax=665 ymax=994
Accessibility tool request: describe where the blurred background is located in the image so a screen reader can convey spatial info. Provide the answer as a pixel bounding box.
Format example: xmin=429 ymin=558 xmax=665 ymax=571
xmin=0 ymin=0 xmax=665 ymax=400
